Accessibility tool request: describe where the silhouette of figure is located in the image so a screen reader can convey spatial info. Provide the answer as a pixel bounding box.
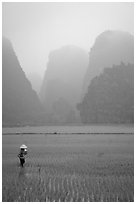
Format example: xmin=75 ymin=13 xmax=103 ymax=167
xmin=18 ymin=144 xmax=27 ymax=167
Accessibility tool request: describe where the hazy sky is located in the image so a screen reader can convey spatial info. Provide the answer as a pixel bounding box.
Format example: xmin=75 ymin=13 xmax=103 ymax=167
xmin=2 ymin=2 xmax=134 ymax=78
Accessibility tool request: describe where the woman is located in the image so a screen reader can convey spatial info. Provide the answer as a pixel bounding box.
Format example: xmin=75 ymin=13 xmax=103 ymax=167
xmin=18 ymin=144 xmax=27 ymax=167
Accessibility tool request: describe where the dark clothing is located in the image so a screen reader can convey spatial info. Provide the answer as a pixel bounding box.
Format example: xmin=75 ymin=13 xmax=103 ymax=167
xmin=18 ymin=153 xmax=25 ymax=167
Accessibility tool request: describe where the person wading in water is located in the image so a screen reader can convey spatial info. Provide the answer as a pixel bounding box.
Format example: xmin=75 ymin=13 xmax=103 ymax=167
xmin=18 ymin=144 xmax=27 ymax=167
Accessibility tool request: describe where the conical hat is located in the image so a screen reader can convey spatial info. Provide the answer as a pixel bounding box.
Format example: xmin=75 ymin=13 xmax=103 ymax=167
xmin=20 ymin=144 xmax=27 ymax=149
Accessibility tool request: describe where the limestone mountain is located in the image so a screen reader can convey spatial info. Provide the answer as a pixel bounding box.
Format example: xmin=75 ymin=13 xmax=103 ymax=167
xmin=83 ymin=30 xmax=134 ymax=94
xmin=40 ymin=45 xmax=88 ymax=124
xmin=2 ymin=37 xmax=46 ymax=126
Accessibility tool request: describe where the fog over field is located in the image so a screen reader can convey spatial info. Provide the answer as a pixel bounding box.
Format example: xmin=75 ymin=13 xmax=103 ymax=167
xmin=2 ymin=2 xmax=134 ymax=202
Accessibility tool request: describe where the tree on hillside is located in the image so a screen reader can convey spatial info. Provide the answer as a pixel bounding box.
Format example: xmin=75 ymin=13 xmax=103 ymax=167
xmin=78 ymin=63 xmax=134 ymax=124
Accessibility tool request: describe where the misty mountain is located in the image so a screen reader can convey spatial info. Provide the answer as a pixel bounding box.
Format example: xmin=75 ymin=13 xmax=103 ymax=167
xmin=2 ymin=37 xmax=46 ymax=126
xmin=40 ymin=45 xmax=88 ymax=124
xmin=27 ymin=72 xmax=42 ymax=96
xmin=78 ymin=63 xmax=134 ymax=124
xmin=83 ymin=30 xmax=134 ymax=94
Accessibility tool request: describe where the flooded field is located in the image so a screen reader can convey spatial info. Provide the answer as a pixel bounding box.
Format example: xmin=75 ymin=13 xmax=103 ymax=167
xmin=2 ymin=125 xmax=134 ymax=202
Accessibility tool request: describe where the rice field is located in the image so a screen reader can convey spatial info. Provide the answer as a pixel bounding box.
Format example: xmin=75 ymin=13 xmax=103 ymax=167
xmin=2 ymin=125 xmax=134 ymax=202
